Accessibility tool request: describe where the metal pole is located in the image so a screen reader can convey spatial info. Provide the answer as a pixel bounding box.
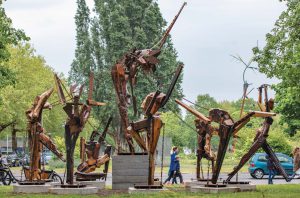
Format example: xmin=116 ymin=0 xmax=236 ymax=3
xmin=160 ymin=123 xmax=165 ymax=185
xmin=6 ymin=134 xmax=8 ymax=155
xmin=207 ymin=160 xmax=210 ymax=185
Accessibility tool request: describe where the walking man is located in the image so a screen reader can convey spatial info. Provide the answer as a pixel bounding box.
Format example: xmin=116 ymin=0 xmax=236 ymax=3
xmin=267 ymin=155 xmax=276 ymax=184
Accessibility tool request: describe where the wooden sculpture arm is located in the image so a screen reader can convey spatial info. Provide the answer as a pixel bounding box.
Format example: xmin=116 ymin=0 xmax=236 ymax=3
xmin=80 ymin=137 xmax=86 ymax=163
xmin=86 ymin=99 xmax=106 ymax=106
xmin=38 ymin=132 xmax=65 ymax=162
xmin=233 ymin=111 xmax=276 ymax=137
xmin=30 ymin=88 xmax=54 ymax=120
xmin=127 ymin=125 xmax=147 ymax=151
xmin=257 ymin=85 xmax=264 ymax=111
xmin=54 ymin=73 xmax=67 ymax=105
xmin=253 ymin=111 xmax=276 ymax=117
xmin=175 ymin=99 xmax=210 ymax=123
xmin=77 ymin=146 xmax=112 ymax=174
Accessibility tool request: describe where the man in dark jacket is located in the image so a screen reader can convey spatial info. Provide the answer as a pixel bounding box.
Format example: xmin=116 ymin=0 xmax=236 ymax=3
xmin=267 ymin=155 xmax=276 ymax=184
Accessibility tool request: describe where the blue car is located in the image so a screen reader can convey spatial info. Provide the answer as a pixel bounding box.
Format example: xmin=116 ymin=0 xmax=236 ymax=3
xmin=248 ymin=153 xmax=294 ymax=179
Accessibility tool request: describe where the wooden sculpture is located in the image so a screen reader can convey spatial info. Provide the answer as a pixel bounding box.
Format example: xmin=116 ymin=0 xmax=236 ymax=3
xmin=129 ymin=64 xmax=183 ymax=186
xmin=225 ymin=84 xmax=291 ymax=182
xmin=75 ymin=117 xmax=112 ymax=181
xmin=175 ymin=99 xmax=217 ymax=180
xmin=111 ymin=2 xmax=187 ymax=153
xmin=25 ymin=88 xmax=65 ymax=182
xmin=54 ymin=73 xmax=105 ymax=185
xmin=175 ymin=92 xmax=276 ymax=184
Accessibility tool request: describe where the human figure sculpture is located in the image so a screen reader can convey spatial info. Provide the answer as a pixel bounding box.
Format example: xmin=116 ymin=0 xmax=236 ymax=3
xmin=54 ymin=73 xmax=105 ymax=185
xmin=75 ymin=117 xmax=112 ymax=181
xmin=226 ymin=84 xmax=291 ymax=182
xmin=176 ymin=88 xmax=276 ymax=184
xmin=25 ymin=88 xmax=65 ymax=182
xmin=111 ymin=3 xmax=187 ymax=153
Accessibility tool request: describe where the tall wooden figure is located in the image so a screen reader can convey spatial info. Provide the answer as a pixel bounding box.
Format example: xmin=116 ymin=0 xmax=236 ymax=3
xmin=54 ymin=73 xmax=105 ymax=185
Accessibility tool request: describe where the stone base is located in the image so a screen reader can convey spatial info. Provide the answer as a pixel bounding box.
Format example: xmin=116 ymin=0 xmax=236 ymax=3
xmin=49 ymin=182 xmax=61 ymax=187
xmin=185 ymin=180 xmax=209 ymax=188
xmin=49 ymin=186 xmax=98 ymax=195
xmin=227 ymin=183 xmax=256 ymax=192
xmin=112 ymin=154 xmax=148 ymax=190
xmin=190 ymin=186 xmax=239 ymax=194
xmin=128 ymin=187 xmax=168 ymax=194
xmin=80 ymin=181 xmax=105 ymax=191
xmin=13 ymin=184 xmax=51 ymax=193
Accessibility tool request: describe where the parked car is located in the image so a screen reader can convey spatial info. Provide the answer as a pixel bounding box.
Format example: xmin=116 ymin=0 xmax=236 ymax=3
xmin=41 ymin=152 xmax=52 ymax=165
xmin=248 ymin=153 xmax=294 ymax=179
xmin=6 ymin=153 xmax=22 ymax=167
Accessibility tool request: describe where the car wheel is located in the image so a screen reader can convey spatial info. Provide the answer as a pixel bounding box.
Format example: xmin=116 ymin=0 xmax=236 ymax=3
xmin=253 ymin=169 xmax=264 ymax=179
xmin=250 ymin=173 xmax=256 ymax=179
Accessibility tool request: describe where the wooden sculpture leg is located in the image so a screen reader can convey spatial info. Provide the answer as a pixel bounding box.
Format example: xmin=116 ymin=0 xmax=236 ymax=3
xmin=262 ymin=142 xmax=290 ymax=181
xmin=212 ymin=125 xmax=233 ymax=184
xmin=65 ymin=125 xmax=78 ymax=185
xmin=196 ymin=134 xmax=206 ymax=179
xmin=148 ymin=117 xmax=163 ymax=185
xmin=196 ymin=151 xmax=206 ymax=179
xmin=103 ymin=146 xmax=112 ymax=180
xmin=226 ymin=135 xmax=266 ymax=182
xmin=30 ymin=132 xmax=42 ymax=181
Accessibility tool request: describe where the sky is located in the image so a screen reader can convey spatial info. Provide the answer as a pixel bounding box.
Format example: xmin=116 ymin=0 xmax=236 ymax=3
xmin=3 ymin=0 xmax=286 ymax=102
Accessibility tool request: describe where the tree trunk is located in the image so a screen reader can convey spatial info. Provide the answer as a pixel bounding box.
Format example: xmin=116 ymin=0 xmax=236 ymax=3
xmin=12 ymin=123 xmax=18 ymax=152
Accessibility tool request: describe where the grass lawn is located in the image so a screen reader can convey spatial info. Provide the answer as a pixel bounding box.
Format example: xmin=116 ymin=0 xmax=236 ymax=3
xmin=0 ymin=184 xmax=300 ymax=198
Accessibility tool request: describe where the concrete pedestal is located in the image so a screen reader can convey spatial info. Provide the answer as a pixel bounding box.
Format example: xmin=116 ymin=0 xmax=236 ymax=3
xmin=49 ymin=186 xmax=98 ymax=195
xmin=13 ymin=184 xmax=51 ymax=193
xmin=226 ymin=183 xmax=256 ymax=192
xmin=49 ymin=182 xmax=61 ymax=187
xmin=185 ymin=180 xmax=209 ymax=188
xmin=80 ymin=180 xmax=105 ymax=191
xmin=112 ymin=154 xmax=149 ymax=190
xmin=190 ymin=185 xmax=239 ymax=193
xmin=128 ymin=187 xmax=168 ymax=194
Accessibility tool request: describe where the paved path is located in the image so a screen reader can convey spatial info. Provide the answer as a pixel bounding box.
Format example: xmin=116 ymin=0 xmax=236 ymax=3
xmin=104 ymin=172 xmax=300 ymax=186
xmin=8 ymin=170 xmax=300 ymax=186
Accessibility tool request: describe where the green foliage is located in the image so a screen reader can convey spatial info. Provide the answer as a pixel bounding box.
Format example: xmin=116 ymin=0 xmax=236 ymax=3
xmin=53 ymin=136 xmax=80 ymax=159
xmin=253 ymin=0 xmax=300 ymax=136
xmin=0 ymin=44 xmax=65 ymax=138
xmin=161 ymin=111 xmax=193 ymax=148
xmin=69 ymin=0 xmax=93 ymax=85
xmin=0 ymin=0 xmax=29 ymax=90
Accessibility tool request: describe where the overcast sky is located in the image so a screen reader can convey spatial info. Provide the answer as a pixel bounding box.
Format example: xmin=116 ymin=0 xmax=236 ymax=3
xmin=3 ymin=0 xmax=286 ymax=102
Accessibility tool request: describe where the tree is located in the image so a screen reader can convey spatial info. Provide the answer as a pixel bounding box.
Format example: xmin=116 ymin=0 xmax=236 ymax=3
xmin=0 ymin=44 xmax=66 ymax=150
xmin=0 ymin=0 xmax=28 ymax=89
xmin=253 ymin=0 xmax=300 ymax=136
xmin=69 ymin=0 xmax=93 ymax=85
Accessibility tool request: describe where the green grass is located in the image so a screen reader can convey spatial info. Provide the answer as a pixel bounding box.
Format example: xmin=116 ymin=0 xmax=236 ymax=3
xmin=1 ymin=184 xmax=300 ymax=197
